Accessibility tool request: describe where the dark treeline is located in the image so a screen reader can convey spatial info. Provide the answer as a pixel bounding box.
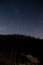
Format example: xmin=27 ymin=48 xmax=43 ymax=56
xmin=0 ymin=34 xmax=43 ymax=65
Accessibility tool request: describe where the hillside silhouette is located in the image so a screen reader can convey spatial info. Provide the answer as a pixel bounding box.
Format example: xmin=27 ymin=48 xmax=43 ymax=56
xmin=0 ymin=34 xmax=43 ymax=65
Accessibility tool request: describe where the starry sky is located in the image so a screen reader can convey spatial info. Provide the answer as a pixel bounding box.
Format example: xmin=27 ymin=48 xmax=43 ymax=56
xmin=0 ymin=0 xmax=43 ymax=38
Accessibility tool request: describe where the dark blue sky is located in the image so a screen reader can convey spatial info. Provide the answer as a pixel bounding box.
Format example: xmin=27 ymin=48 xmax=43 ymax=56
xmin=0 ymin=0 xmax=43 ymax=38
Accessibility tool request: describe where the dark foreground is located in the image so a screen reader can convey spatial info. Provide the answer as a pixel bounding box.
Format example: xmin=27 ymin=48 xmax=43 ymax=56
xmin=0 ymin=34 xmax=43 ymax=65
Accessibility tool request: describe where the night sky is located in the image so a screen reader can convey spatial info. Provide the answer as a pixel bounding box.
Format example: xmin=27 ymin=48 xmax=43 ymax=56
xmin=0 ymin=0 xmax=43 ymax=39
